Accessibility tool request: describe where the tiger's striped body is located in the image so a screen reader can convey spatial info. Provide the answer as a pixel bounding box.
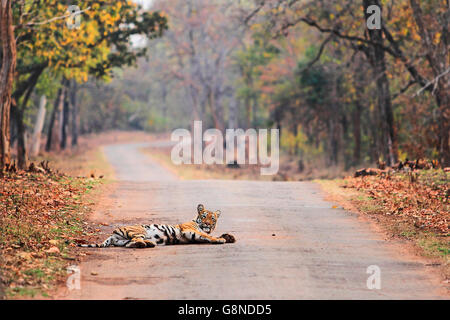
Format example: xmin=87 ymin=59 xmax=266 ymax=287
xmin=78 ymin=204 xmax=235 ymax=248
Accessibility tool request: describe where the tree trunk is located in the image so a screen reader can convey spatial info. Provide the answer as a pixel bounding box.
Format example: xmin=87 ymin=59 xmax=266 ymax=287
xmin=409 ymin=0 xmax=449 ymax=166
xmin=16 ymin=67 xmax=44 ymax=169
xmin=245 ymin=96 xmax=251 ymax=129
xmin=60 ymin=83 xmax=70 ymax=150
xmin=352 ymin=102 xmax=362 ymax=165
xmin=211 ymin=88 xmax=225 ymax=132
xmin=70 ymin=81 xmax=78 ymax=147
xmin=363 ymin=0 xmax=398 ymax=166
xmin=161 ymin=80 xmax=168 ymax=128
xmin=328 ymin=118 xmax=339 ymax=166
xmin=9 ymin=105 xmax=17 ymax=147
xmin=369 ymin=104 xmax=380 ymax=162
xmin=228 ymin=95 xmax=238 ymax=129
xmin=15 ymin=108 xmax=28 ymax=169
xmin=436 ymin=89 xmax=449 ymax=166
xmin=0 ymin=0 xmax=16 ymax=171
xmin=30 ymin=95 xmax=47 ymax=157
xmin=45 ymin=86 xmax=64 ymax=152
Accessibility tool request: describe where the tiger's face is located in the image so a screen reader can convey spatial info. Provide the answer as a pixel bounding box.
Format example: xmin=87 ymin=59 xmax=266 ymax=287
xmin=195 ymin=204 xmax=221 ymax=234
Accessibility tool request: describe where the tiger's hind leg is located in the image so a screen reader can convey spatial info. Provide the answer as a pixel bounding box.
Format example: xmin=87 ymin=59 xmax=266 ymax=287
xmin=113 ymin=239 xmax=132 ymax=247
xmin=79 ymin=234 xmax=127 ymax=248
xmin=104 ymin=234 xmax=130 ymax=247
xmin=125 ymin=237 xmax=155 ymax=248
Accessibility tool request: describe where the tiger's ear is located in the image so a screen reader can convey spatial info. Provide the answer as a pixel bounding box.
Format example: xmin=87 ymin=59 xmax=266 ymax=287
xmin=215 ymin=210 xmax=221 ymax=217
xmin=197 ymin=204 xmax=204 ymax=213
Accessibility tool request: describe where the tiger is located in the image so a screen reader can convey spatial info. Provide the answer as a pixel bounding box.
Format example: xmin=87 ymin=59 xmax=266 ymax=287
xmin=78 ymin=204 xmax=236 ymax=248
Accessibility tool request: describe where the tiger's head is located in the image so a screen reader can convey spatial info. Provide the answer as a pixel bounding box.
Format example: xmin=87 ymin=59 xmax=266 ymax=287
xmin=195 ymin=204 xmax=221 ymax=234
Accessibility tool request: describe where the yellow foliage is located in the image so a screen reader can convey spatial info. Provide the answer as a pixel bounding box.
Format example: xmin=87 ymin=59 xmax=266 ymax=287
xmin=15 ymin=0 xmax=148 ymax=83
xmin=281 ymin=125 xmax=311 ymax=156
xmin=434 ymin=32 xmax=441 ymax=44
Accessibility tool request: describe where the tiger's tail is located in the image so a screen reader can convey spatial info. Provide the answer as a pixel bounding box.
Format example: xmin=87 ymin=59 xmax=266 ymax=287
xmin=77 ymin=236 xmax=113 ymax=248
xmin=77 ymin=243 xmax=102 ymax=248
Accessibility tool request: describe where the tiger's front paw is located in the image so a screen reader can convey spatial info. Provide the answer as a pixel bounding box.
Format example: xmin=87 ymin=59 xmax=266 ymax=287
xmin=220 ymin=233 xmax=236 ymax=243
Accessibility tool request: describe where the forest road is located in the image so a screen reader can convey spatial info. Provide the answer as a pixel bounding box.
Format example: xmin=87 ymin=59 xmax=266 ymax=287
xmin=60 ymin=142 xmax=447 ymax=299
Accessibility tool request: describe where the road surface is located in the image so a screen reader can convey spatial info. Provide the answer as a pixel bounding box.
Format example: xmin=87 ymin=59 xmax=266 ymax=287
xmin=60 ymin=142 xmax=446 ymax=299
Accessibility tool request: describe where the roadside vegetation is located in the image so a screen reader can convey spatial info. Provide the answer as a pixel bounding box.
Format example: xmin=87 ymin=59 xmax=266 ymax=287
xmin=0 ymin=132 xmax=123 ymax=299
xmin=0 ymin=168 xmax=100 ymax=298
xmin=318 ymin=168 xmax=449 ymax=284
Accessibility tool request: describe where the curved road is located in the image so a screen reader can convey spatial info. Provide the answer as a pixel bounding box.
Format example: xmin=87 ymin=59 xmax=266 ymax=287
xmin=61 ymin=142 xmax=446 ymax=299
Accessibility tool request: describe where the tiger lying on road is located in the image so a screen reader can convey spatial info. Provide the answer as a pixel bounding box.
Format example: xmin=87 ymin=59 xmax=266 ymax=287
xmin=78 ymin=204 xmax=236 ymax=248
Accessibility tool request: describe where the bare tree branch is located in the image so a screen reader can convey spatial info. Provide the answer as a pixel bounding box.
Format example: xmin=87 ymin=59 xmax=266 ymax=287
xmin=391 ymin=79 xmax=416 ymax=100
xmin=297 ymin=34 xmax=335 ymax=74
xmin=243 ymin=0 xmax=266 ymax=25
xmin=413 ymin=67 xmax=450 ymax=97
xmin=16 ymin=6 xmax=90 ymax=28
xmin=382 ymin=26 xmax=428 ymax=88
xmin=277 ymin=16 xmax=399 ymax=57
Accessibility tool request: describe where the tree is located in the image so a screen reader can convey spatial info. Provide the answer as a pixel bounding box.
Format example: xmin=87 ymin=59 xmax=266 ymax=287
xmin=363 ymin=0 xmax=397 ymax=166
xmin=0 ymin=0 xmax=16 ymax=171
xmin=235 ymin=32 xmax=279 ymax=128
xmin=29 ymin=95 xmax=47 ymax=157
xmin=408 ymin=0 xmax=449 ymax=166
xmin=152 ymin=0 xmax=244 ymax=131
xmin=245 ymin=0 xmax=449 ymax=166
xmin=1 ymin=0 xmax=168 ymax=168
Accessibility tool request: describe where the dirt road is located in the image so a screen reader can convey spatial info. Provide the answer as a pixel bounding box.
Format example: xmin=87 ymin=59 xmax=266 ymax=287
xmin=60 ymin=142 xmax=446 ymax=299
